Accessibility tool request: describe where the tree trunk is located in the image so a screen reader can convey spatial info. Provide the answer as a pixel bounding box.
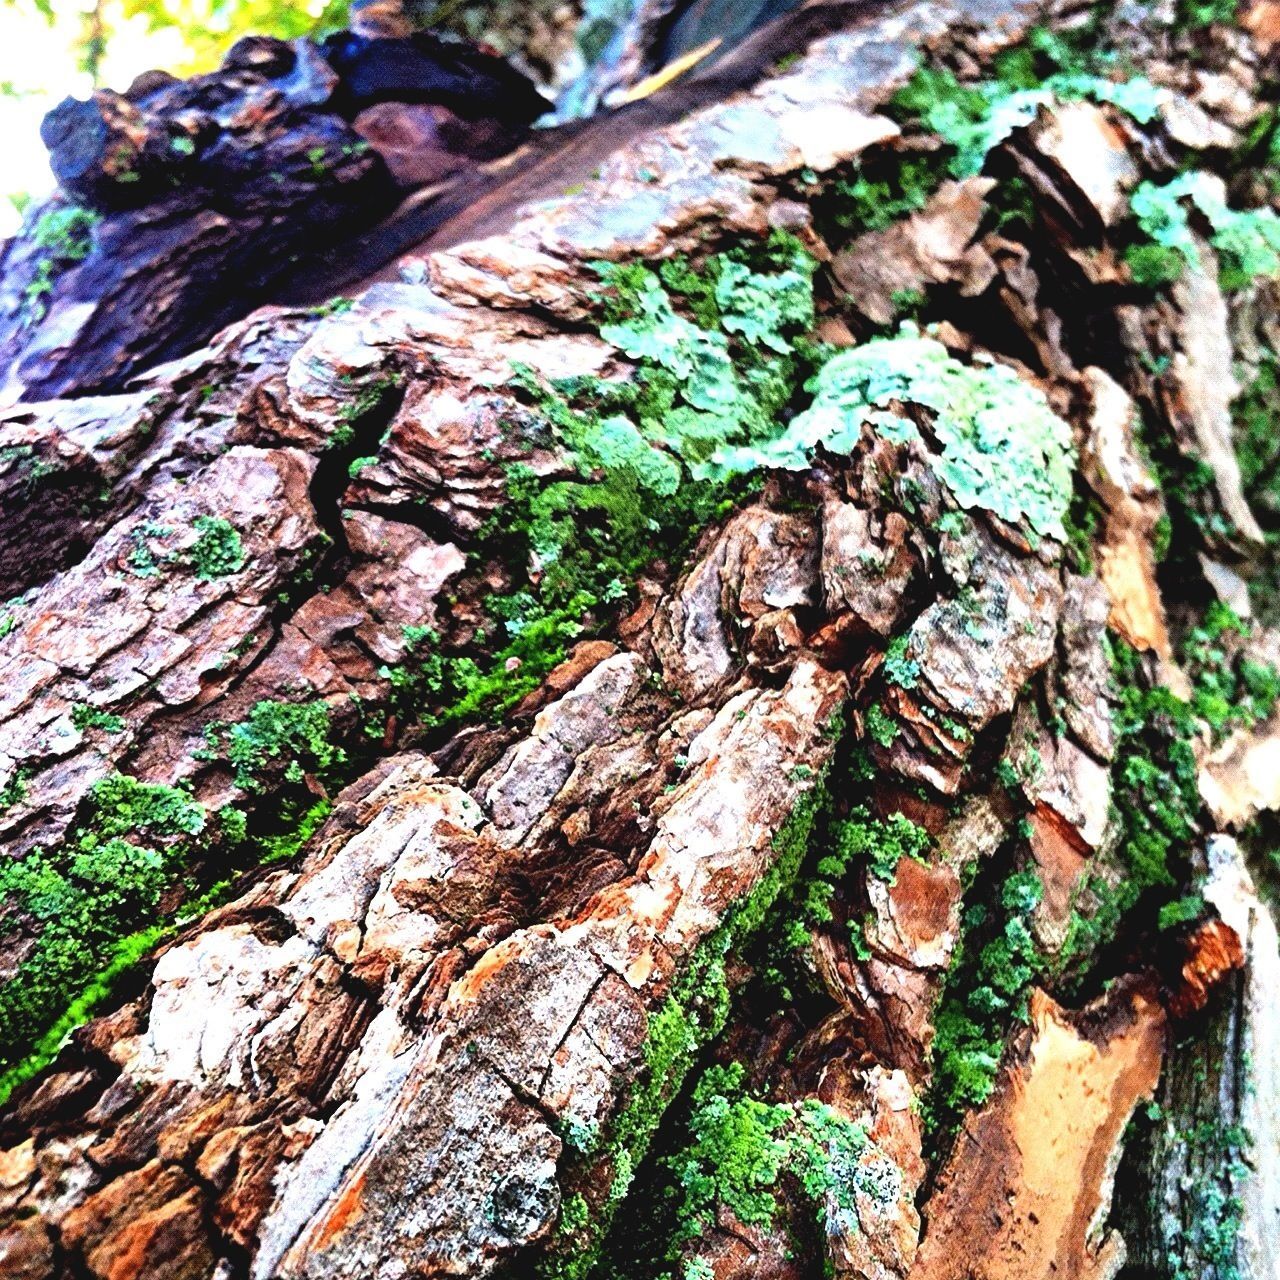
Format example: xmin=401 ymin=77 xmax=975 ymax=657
xmin=1 ymin=2 xmax=1279 ymax=1280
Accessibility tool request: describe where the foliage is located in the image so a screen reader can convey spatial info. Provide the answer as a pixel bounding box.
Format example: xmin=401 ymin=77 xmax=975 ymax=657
xmin=1127 ymin=172 xmax=1280 ymax=290
xmin=28 ymin=0 xmax=352 ymax=80
xmin=707 ymin=325 xmax=1075 ymax=543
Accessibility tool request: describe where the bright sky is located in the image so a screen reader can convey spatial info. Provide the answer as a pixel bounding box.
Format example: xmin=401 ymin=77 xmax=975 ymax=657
xmin=0 ymin=0 xmax=334 ymax=237
xmin=0 ymin=3 xmax=191 ymax=235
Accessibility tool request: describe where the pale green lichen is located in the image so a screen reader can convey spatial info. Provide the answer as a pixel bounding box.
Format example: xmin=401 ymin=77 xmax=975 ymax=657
xmin=893 ymin=63 xmax=1161 ymax=180
xmin=1128 ymin=172 xmax=1280 ymax=288
xmin=705 ymin=325 xmax=1075 ymax=541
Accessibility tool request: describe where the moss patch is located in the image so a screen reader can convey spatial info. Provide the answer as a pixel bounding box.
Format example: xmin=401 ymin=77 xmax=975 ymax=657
xmin=926 ymin=867 xmax=1046 ymax=1139
xmin=542 ymin=759 xmax=836 ymax=1280
xmin=0 ymin=775 xmax=210 ymax=1078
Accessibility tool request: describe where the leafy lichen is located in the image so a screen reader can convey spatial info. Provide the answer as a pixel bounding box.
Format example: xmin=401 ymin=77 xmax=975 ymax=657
xmin=890 ymin=57 xmax=1159 ymax=181
xmin=379 ymin=234 xmax=820 ymax=733
xmin=1127 ymin=172 xmax=1280 ymax=290
xmin=707 ymin=325 xmax=1075 ymax=543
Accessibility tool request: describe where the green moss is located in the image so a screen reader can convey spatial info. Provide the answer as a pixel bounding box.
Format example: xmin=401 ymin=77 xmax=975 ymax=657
xmin=1235 ymin=353 xmax=1278 ymax=501
xmin=71 ymin=704 xmax=126 ymax=734
xmin=200 ymin=699 xmax=346 ymax=793
xmin=837 ymin=807 xmax=930 ymax=883
xmin=559 ymin=1193 xmax=591 ymax=1237
xmin=667 ymin=1062 xmax=790 ymax=1234
xmin=768 ymin=805 xmax=929 ymax=980
xmin=309 ymin=295 xmax=356 ymax=319
xmin=864 ymin=703 xmax=899 ymax=748
xmin=0 ymin=767 xmax=30 ymax=813
xmin=1157 ymin=893 xmax=1206 ymax=931
xmin=185 ymin=515 xmax=245 ymax=580
xmin=827 ymin=152 xmax=945 ymax=236
xmin=1180 ymin=601 xmax=1280 ymax=742
xmin=379 ymin=235 xmax=819 ymax=735
xmin=1063 ymin=481 xmax=1106 ymax=575
xmin=1189 ymin=1122 xmax=1251 ymax=1278
xmin=1057 ymin=636 xmax=1203 ymax=976
xmin=1231 ymin=354 xmax=1280 ymax=616
xmin=541 ymin=765 xmax=834 ymax=1280
xmin=254 ymin=796 xmax=333 ymax=865
xmin=0 ymin=923 xmax=167 ymax=1109
xmin=330 ymin=372 xmax=401 ymax=449
xmin=22 ymin=204 xmax=100 ymax=322
xmin=661 ymin=1060 xmax=888 ymax=1249
xmin=1175 ymin=0 xmax=1238 ymax=29
xmin=0 ymin=774 xmax=207 ymax=1073
xmin=31 ymin=205 xmax=99 ymax=259
xmin=926 ymin=868 xmax=1046 ymax=1139
xmin=0 ymin=752 xmax=340 ymax=1089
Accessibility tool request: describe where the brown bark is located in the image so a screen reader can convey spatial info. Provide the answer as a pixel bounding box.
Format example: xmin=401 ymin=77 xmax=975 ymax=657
xmin=1 ymin=2 xmax=1279 ymax=1279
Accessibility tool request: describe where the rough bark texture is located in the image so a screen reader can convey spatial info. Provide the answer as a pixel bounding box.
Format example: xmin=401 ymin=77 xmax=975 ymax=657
xmin=2 ymin=2 xmax=1280 ymax=1280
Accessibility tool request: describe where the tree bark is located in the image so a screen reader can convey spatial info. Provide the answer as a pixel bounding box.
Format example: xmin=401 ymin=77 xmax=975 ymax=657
xmin=1 ymin=2 xmax=1279 ymax=1280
